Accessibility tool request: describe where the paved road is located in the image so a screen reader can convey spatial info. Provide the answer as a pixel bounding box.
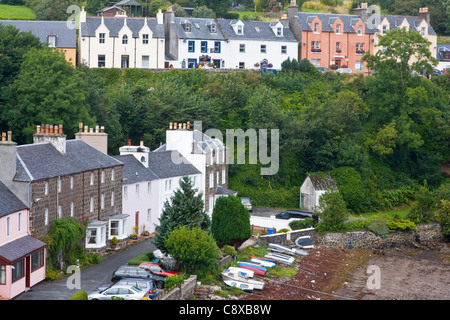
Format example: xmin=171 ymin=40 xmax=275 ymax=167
xmin=14 ymin=238 xmax=157 ymax=300
xmin=251 ymin=207 xmax=284 ymax=218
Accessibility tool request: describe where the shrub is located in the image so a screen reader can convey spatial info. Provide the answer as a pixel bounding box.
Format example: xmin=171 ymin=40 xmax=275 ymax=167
xmin=289 ymin=218 xmax=315 ymax=230
xmin=314 ymin=189 xmax=348 ymax=232
xmin=277 ymin=228 xmax=290 ymax=233
xmin=164 ymin=274 xmax=185 ymax=290
xmin=69 ymin=290 xmax=88 ymax=300
xmin=387 ymin=218 xmax=417 ymax=232
xmin=222 ymin=245 xmax=237 ymax=257
xmin=406 ymin=182 xmax=436 ymax=224
xmin=366 ymin=218 xmax=389 ymax=237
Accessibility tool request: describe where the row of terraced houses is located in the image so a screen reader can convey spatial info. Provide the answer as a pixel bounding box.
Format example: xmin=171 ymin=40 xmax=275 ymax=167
xmin=1 ymin=2 xmax=444 ymax=74
xmin=0 ymin=122 xmax=229 ymax=299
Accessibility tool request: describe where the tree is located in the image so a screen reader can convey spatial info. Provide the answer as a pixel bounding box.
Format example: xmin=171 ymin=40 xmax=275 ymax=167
xmin=314 ymin=189 xmax=348 ymax=232
xmin=153 ymin=176 xmax=210 ymax=253
xmin=406 ymin=181 xmax=435 ymax=224
xmin=211 ymin=195 xmax=251 ymax=247
xmin=165 ymin=226 xmax=221 ymax=275
xmin=5 ymin=46 xmax=92 ymax=144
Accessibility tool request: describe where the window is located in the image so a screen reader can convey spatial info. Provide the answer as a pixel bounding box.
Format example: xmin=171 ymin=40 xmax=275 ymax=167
xmin=165 ymin=179 xmax=172 ymax=192
xmin=111 ymin=168 xmax=115 ymax=181
xmin=58 ymin=205 xmax=62 ymax=218
xmin=237 ymin=24 xmax=243 ymax=34
xmin=355 ymin=60 xmax=364 ymax=72
xmin=101 ymin=171 xmax=105 ymax=184
xmin=214 ymin=41 xmax=221 ymax=53
xmin=281 ymin=45 xmax=287 ymax=54
xmin=110 ymin=221 xmax=119 ymax=236
xmin=277 ymin=27 xmax=282 ymax=36
xmin=239 ymin=62 xmax=245 ymax=69
xmin=135 ymin=184 xmax=139 ymax=198
xmin=210 ymin=24 xmax=216 ymax=33
xmin=216 ymin=171 xmax=219 ymax=184
xmin=12 ymin=259 xmax=24 ymax=282
xmin=147 ymin=182 xmax=151 ymax=194
xmin=101 ymin=193 xmax=105 ymax=209
xmin=314 ymin=23 xmax=319 ymax=33
xmin=382 ymin=45 xmax=387 ymax=53
xmin=260 ymin=44 xmax=266 ymax=53
xmin=239 ymin=44 xmax=245 ymax=53
xmin=188 ymin=40 xmax=195 ymax=52
xmin=99 ymin=33 xmax=105 ymax=44
xmin=185 ymin=23 xmax=191 ymax=32
xmin=222 ymin=170 xmax=226 ymax=184
xmin=90 ymin=172 xmax=94 ymax=185
xmin=142 ymin=34 xmax=149 ymax=44
xmin=142 ymin=55 xmax=149 ymax=68
xmin=87 ymin=228 xmax=97 ymax=244
xmin=70 ymin=202 xmax=74 ymax=217
xmin=201 ymin=41 xmax=208 ymax=53
xmin=18 ymin=211 xmax=22 ymax=232
xmin=358 ymin=25 xmax=362 ymax=35
xmin=124 ymin=186 xmax=127 ymax=200
xmin=336 ymin=42 xmax=341 ymax=50
xmin=147 ymin=208 xmax=151 ymax=222
xmin=45 ymin=208 xmax=48 ymax=225
xmin=0 ymin=266 xmax=5 ymax=285
xmin=336 ymin=24 xmax=341 ymax=34
xmin=98 ymin=55 xmax=106 ymax=68
xmin=421 ymin=27 xmax=426 ymax=36
xmin=90 ymin=196 xmax=94 ymax=212
xmin=45 ymin=181 xmax=48 ymax=195
xmin=31 ymin=249 xmax=44 ymax=271
xmin=6 ymin=216 xmax=10 ymax=236
xmin=209 ymin=173 xmax=214 ymax=188
xmin=316 ymin=41 xmax=321 ymax=49
xmin=48 ymin=35 xmax=56 ymax=48
xmin=111 ymin=191 xmax=115 ymax=207
xmin=70 ymin=176 xmax=74 ymax=189
xmin=122 ymin=34 xmax=128 ymax=45
xmin=382 ymin=25 xmax=387 ymax=34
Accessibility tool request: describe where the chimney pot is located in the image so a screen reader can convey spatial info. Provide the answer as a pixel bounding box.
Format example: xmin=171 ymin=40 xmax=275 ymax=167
xmin=7 ymin=131 xmax=12 ymax=142
xmin=59 ymin=124 xmax=63 ymax=134
xmin=45 ymin=125 xmax=49 ymax=134
xmin=169 ymin=122 xmax=173 ymax=129
xmin=84 ymin=126 xmax=88 ymax=133
xmin=49 ymin=125 xmax=53 ymax=134
xmin=127 ymin=139 xmax=131 ymax=146
xmin=100 ymin=126 xmax=105 ymax=133
xmin=54 ymin=125 xmax=59 ymax=134
xmin=89 ymin=127 xmax=93 ymax=133
xmin=37 ymin=125 xmax=40 ymax=134
xmin=140 ymin=139 xmax=144 ymax=147
xmin=79 ymin=122 xmax=83 ymax=132
xmin=1 ymin=132 xmax=6 ymax=142
xmin=95 ymin=125 xmax=99 ymax=133
xmin=187 ymin=121 xmax=190 ymax=130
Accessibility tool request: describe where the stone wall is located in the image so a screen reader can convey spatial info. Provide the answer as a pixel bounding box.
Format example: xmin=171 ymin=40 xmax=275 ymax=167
xmin=256 ymin=224 xmax=443 ymax=250
xmin=159 ymin=275 xmax=198 ymax=300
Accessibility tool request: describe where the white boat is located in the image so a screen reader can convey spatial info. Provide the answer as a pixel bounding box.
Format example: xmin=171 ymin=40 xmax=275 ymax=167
xmin=265 ymin=252 xmax=295 ymax=265
xmin=227 ymin=267 xmax=254 ymax=278
xmin=250 ymin=258 xmax=276 ymax=268
xmin=223 ymin=280 xmax=254 ymax=292
xmin=222 ymin=270 xmax=265 ymax=290
xmin=295 ymin=236 xmax=315 ymax=249
xmin=269 ymin=243 xmax=309 ymax=256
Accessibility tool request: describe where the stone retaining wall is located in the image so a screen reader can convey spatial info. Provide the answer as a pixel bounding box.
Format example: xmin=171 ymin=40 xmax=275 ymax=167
xmin=159 ymin=275 xmax=197 ymax=300
xmin=256 ymin=223 xmax=443 ymax=250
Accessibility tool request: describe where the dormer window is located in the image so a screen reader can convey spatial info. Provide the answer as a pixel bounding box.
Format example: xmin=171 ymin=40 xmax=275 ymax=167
xmin=210 ymin=24 xmax=216 ymax=33
xmin=314 ymin=23 xmax=319 ymax=33
xmin=277 ymin=27 xmax=282 ymax=36
xmin=122 ymin=34 xmax=128 ymax=45
xmin=358 ymin=25 xmax=362 ymax=35
xmin=48 ymin=34 xmax=56 ymax=47
xmin=421 ymin=27 xmax=426 ymax=36
xmin=237 ymin=24 xmax=243 ymax=34
xmin=336 ymin=24 xmax=341 ymax=34
xmin=382 ymin=25 xmax=387 ymax=34
xmin=185 ymin=22 xmax=191 ymax=32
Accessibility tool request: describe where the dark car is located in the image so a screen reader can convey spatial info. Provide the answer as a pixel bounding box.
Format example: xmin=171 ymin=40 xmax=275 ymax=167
xmin=97 ymin=278 xmax=160 ymax=299
xmin=111 ymin=266 xmax=166 ymax=289
xmin=316 ymin=66 xmax=329 ymax=73
xmin=275 ymin=210 xmax=317 ymax=223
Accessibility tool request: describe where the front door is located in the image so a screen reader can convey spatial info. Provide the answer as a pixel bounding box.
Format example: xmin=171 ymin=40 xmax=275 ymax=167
xmin=213 ymin=59 xmax=221 ymax=69
xmin=187 ymin=59 xmax=197 ymax=69
xmin=335 ymin=59 xmax=341 ymax=69
xmin=121 ymin=55 xmax=129 ymax=69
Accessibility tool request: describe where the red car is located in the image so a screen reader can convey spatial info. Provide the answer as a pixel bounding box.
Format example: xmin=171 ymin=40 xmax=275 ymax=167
xmin=139 ymin=262 xmax=179 ymax=277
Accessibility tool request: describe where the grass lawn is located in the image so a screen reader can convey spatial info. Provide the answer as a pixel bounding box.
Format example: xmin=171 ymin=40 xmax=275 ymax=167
xmin=0 ymin=4 xmax=36 ymax=20
xmin=350 ymin=205 xmax=411 ymax=220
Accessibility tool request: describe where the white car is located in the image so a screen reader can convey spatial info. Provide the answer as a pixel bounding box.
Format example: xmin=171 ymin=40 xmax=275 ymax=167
xmin=336 ymin=68 xmax=353 ymax=74
xmin=88 ymin=284 xmax=148 ymax=300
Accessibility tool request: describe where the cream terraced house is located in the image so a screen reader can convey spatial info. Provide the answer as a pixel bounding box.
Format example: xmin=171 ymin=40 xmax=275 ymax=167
xmin=78 ymin=7 xmax=165 ymax=69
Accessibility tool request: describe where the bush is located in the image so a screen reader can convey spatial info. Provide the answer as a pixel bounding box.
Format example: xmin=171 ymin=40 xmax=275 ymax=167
xmin=221 ymin=245 xmax=237 ymax=256
xmin=69 ymin=290 xmax=88 ymax=300
xmin=164 ymin=275 xmax=185 ymax=290
xmin=366 ymin=218 xmax=389 ymax=237
xmin=289 ymin=218 xmax=315 ymax=230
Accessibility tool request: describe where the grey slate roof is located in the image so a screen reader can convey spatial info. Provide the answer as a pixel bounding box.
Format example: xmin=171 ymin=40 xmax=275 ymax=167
xmin=171 ymin=17 xmax=226 ymax=41
xmin=0 ymin=20 xmax=76 ymax=48
xmin=436 ymin=44 xmax=450 ymax=61
xmin=380 ymin=14 xmax=436 ymax=35
xmin=215 ymin=185 xmax=237 ymax=196
xmin=295 ymin=12 xmax=376 ymax=34
xmin=115 ymin=0 xmax=143 ymax=6
xmin=308 ymin=173 xmax=338 ymax=191
xmin=114 ymin=150 xmax=200 ymax=184
xmin=16 ymin=140 xmax=123 ymax=181
xmin=0 ymin=235 xmax=46 ymax=263
xmin=0 ymin=181 xmax=28 ymax=218
xmin=216 ymin=19 xmax=297 ymax=42
xmin=81 ymin=16 xmax=164 ymax=38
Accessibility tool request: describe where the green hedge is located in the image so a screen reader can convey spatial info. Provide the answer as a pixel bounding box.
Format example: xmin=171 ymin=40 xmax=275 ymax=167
xmin=69 ymin=290 xmax=88 ymax=300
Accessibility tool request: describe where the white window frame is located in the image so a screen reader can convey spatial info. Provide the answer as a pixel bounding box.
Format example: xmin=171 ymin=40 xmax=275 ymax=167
xmin=99 ymin=33 xmax=105 ymax=44
xmin=142 ymin=34 xmax=149 ymax=44
xmin=314 ymin=23 xmax=319 ymax=33
xmin=142 ymin=55 xmax=149 ymax=68
xmin=122 ymin=34 xmax=128 ymax=45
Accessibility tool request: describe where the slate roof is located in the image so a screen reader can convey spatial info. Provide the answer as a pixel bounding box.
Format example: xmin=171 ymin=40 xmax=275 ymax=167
xmin=171 ymin=17 xmax=226 ymax=41
xmin=115 ymin=0 xmax=143 ymax=6
xmin=16 ymin=140 xmax=123 ymax=181
xmin=0 ymin=20 xmax=76 ymax=48
xmin=215 ymin=185 xmax=238 ymax=196
xmin=114 ymin=150 xmax=200 ymax=184
xmin=437 ymin=44 xmax=450 ymax=61
xmin=0 ymin=181 xmax=28 ymax=218
xmin=380 ymin=14 xmax=436 ymax=35
xmin=295 ymin=12 xmax=376 ymax=34
xmin=80 ymin=16 xmax=164 ymax=38
xmin=216 ymin=19 xmax=297 ymax=42
xmin=308 ymin=173 xmax=338 ymax=191
xmin=0 ymin=235 xmax=46 ymax=263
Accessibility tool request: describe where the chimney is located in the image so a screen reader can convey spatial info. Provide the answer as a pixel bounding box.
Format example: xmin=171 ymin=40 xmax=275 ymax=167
xmin=418 ymin=7 xmax=430 ymax=24
xmin=75 ymin=123 xmax=108 ymax=154
xmin=0 ymin=131 xmax=18 ymax=184
xmin=33 ymin=124 xmax=66 ymax=154
xmin=119 ymin=140 xmax=150 ymax=168
xmin=354 ymin=3 xmax=368 ymax=20
xmin=287 ymin=0 xmax=298 ymax=20
xmin=157 ymin=9 xmax=163 ymax=24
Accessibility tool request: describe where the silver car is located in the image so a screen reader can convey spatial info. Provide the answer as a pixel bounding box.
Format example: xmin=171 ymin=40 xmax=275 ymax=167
xmin=88 ymin=284 xmax=148 ymax=300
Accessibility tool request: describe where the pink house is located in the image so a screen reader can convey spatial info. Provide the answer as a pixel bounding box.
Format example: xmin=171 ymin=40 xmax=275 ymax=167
xmin=0 ymin=181 xmax=46 ymax=300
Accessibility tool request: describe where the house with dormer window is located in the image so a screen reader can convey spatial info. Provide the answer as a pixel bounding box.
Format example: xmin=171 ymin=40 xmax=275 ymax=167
xmin=78 ymin=7 xmax=165 ymax=68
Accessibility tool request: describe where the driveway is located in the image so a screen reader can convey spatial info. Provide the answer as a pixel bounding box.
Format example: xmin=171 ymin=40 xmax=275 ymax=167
xmin=14 ymin=238 xmax=157 ymax=300
xmin=251 ymin=207 xmax=284 ymax=218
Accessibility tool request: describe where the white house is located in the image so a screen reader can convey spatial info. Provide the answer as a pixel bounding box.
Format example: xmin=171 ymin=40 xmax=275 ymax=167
xmin=216 ymin=18 xmax=298 ymax=70
xmin=78 ymin=7 xmax=165 ymax=68
xmin=436 ymin=44 xmax=450 ymax=72
xmin=114 ymin=140 xmax=201 ymax=235
xmin=299 ymin=173 xmax=338 ymax=212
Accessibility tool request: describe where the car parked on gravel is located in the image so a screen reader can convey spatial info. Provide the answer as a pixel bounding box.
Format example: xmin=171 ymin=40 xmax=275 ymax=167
xmin=139 ymin=262 xmax=180 ymax=277
xmin=111 ymin=266 xmax=166 ymax=289
xmin=88 ymin=284 xmax=149 ymax=300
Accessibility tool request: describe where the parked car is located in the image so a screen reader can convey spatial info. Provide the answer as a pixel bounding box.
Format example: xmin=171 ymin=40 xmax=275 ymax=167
xmin=275 ymin=210 xmax=317 ymax=223
xmin=111 ymin=266 xmax=166 ymax=289
xmin=240 ymin=197 xmax=253 ymax=212
xmin=97 ymin=278 xmax=160 ymax=299
xmin=316 ymin=66 xmax=329 ymax=73
xmin=433 ymin=68 xmax=443 ymax=76
xmin=336 ymin=67 xmax=353 ymax=74
xmin=88 ymin=284 xmax=149 ymax=300
xmin=139 ymin=262 xmax=180 ymax=277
